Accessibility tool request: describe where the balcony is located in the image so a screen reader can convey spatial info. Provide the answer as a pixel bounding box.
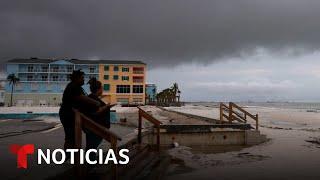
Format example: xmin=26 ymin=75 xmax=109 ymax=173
xmin=18 ymin=69 xmax=49 ymax=73
xmin=133 ymin=76 xmax=144 ymax=83
xmin=133 ymin=71 xmax=144 ymax=74
xmin=17 ymin=68 xmax=73 ymax=73
xmin=17 ymin=64 xmax=50 ymax=73
xmin=50 ymin=69 xmax=73 ymax=73
xmin=51 ymin=78 xmax=68 ymax=82
xmin=133 ymin=67 xmax=144 ymax=74
xmin=18 ymin=78 xmax=68 ymax=82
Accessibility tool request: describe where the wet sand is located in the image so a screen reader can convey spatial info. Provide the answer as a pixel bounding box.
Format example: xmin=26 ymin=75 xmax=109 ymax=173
xmin=164 ymin=105 xmax=320 ymax=180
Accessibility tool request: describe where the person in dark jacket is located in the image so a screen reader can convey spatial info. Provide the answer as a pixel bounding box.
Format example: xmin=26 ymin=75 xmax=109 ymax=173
xmin=85 ymin=77 xmax=116 ymax=152
xmin=59 ymin=70 xmax=100 ymax=154
xmin=85 ymin=78 xmax=116 ymax=161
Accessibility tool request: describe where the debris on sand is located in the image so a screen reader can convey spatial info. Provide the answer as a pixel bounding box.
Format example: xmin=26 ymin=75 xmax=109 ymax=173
xmin=305 ymin=137 xmax=320 ymax=146
xmin=235 ymin=152 xmax=271 ymax=161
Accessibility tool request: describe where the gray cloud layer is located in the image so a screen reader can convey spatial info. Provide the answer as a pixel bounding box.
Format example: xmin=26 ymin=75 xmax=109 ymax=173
xmin=1 ymin=0 xmax=320 ymax=68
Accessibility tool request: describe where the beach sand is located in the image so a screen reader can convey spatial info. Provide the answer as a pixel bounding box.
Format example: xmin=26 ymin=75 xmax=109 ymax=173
xmin=163 ymin=104 xmax=320 ymax=180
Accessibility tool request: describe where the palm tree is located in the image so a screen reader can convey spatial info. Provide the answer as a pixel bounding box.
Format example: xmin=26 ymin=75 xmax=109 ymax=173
xmin=156 ymin=84 xmax=181 ymax=106
xmin=7 ymin=74 xmax=19 ymax=106
xmin=171 ymin=83 xmax=181 ymax=103
xmin=163 ymin=88 xmax=172 ymax=104
xmin=156 ymin=91 xmax=164 ymax=104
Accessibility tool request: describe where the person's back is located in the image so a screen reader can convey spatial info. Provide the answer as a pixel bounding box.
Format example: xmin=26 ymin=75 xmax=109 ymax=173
xmin=60 ymin=82 xmax=85 ymax=116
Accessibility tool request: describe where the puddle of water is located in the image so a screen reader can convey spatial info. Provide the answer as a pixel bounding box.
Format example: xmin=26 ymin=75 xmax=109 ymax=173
xmin=164 ymin=145 xmax=252 ymax=177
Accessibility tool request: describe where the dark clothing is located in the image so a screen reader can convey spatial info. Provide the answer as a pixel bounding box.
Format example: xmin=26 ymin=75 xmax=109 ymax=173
xmin=59 ymin=82 xmax=88 ymax=150
xmin=84 ymin=93 xmax=111 ymax=155
xmin=61 ymin=82 xmax=86 ymax=111
xmin=86 ymin=93 xmax=111 ymax=128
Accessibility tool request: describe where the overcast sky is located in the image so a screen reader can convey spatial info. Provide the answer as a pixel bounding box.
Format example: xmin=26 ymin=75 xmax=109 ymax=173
xmin=1 ymin=0 xmax=320 ymax=101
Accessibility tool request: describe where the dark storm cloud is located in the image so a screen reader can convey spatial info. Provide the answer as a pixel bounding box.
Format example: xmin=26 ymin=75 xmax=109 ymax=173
xmin=1 ymin=0 xmax=320 ymax=68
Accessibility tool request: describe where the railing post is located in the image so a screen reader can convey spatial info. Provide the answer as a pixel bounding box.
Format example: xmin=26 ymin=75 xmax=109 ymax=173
xmin=157 ymin=125 xmax=160 ymax=151
xmin=74 ymin=111 xmax=83 ymax=178
xmin=229 ymin=102 xmax=233 ymax=123
xmin=138 ymin=110 xmax=142 ymax=144
xmin=219 ymin=103 xmax=223 ymax=122
xmin=256 ymin=114 xmax=259 ymax=131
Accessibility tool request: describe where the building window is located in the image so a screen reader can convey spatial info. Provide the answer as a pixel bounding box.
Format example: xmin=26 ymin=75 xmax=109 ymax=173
xmin=67 ymin=66 xmax=73 ymax=72
xmin=113 ymin=75 xmax=119 ymax=80
xmin=133 ymin=85 xmax=144 ymax=93
xmin=104 ymin=65 xmax=109 ymax=71
xmin=114 ymin=66 xmax=119 ymax=71
xmin=89 ymin=66 xmax=95 ymax=73
xmin=122 ymin=67 xmax=129 ymax=72
xmin=27 ymin=66 xmax=34 ymax=72
xmin=133 ymin=76 xmax=144 ymax=83
xmin=133 ymin=67 xmax=144 ymax=74
xmin=52 ymin=66 xmax=59 ymax=72
xmin=59 ymin=76 xmax=67 ymax=82
xmin=104 ymin=84 xmax=110 ymax=91
xmin=42 ymin=66 xmax=48 ymax=72
xmin=27 ymin=75 xmax=33 ymax=81
xmin=52 ymin=75 xmax=59 ymax=82
xmin=104 ymin=75 xmax=109 ymax=80
xmin=41 ymin=75 xmax=48 ymax=81
xmin=116 ymin=85 xmax=130 ymax=93
xmin=122 ymin=76 xmax=129 ymax=81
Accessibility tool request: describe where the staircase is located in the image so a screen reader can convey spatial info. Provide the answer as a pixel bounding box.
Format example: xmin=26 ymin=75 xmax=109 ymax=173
xmin=220 ymin=102 xmax=259 ymax=130
xmin=86 ymin=144 xmax=171 ymax=180
xmin=220 ymin=102 xmax=267 ymax=145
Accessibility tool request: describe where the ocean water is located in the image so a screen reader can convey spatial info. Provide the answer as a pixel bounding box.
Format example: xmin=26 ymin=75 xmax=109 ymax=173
xmin=188 ymin=102 xmax=320 ymax=111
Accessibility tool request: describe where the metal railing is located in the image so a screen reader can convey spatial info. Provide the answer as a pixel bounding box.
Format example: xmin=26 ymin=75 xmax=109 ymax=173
xmin=220 ymin=102 xmax=259 ymax=130
xmin=73 ymin=109 xmax=122 ymax=179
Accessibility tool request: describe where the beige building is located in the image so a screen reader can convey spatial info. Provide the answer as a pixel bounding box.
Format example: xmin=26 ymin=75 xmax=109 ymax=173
xmin=98 ymin=62 xmax=146 ymax=105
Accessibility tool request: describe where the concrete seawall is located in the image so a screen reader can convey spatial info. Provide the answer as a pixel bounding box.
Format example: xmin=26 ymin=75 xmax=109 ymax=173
xmin=141 ymin=124 xmax=266 ymax=146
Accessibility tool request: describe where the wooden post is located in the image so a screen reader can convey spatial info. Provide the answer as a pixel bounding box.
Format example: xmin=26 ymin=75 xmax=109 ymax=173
xmin=219 ymin=103 xmax=223 ymax=122
xmin=138 ymin=110 xmax=142 ymax=144
xmin=229 ymin=102 xmax=233 ymax=123
xmin=157 ymin=125 xmax=160 ymax=151
xmin=111 ymin=137 xmax=118 ymax=180
xmin=74 ymin=111 xmax=83 ymax=178
xmin=256 ymin=114 xmax=259 ymax=131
